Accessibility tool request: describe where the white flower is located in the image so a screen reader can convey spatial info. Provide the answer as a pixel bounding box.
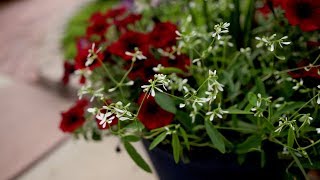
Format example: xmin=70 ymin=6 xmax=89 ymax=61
xmin=141 ymin=74 xmax=170 ymax=97
xmin=125 ymin=48 xmax=146 ymax=62
xmin=212 ymin=22 xmax=230 ymax=40
xmin=179 ymin=103 xmax=186 ymax=108
xmin=316 ymin=128 xmax=320 ymax=134
xmin=86 ymin=43 xmax=102 ymax=67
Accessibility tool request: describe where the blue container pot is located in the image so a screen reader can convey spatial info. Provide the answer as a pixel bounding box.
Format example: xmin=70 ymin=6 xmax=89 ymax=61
xmin=142 ymin=140 xmax=286 ymax=180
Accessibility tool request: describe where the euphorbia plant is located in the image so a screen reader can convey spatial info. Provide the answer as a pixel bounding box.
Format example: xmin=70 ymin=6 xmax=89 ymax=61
xmin=60 ymin=0 xmax=320 ymax=178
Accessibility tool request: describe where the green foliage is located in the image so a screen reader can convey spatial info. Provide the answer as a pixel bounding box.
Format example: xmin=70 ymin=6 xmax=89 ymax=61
xmin=123 ymin=140 xmax=152 ymax=173
xmin=155 ymin=93 xmax=177 ymax=114
xmin=205 ymin=119 xmax=226 ymax=153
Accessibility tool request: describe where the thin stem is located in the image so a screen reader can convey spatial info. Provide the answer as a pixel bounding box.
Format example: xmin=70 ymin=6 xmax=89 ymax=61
xmin=288 ymin=93 xmax=319 ymax=120
xmin=97 ymin=57 xmax=118 ymax=85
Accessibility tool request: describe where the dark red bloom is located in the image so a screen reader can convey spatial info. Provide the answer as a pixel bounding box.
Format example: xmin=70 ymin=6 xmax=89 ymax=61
xmin=86 ymin=12 xmax=109 ymax=37
xmin=149 ymin=22 xmax=178 ymax=48
xmin=282 ymin=0 xmax=320 ymax=31
xmin=307 ymin=41 xmax=320 ymax=49
xmin=60 ymin=99 xmax=89 ymax=133
xmin=288 ymin=60 xmax=320 ymax=86
xmin=115 ymin=14 xmax=142 ymax=31
xmin=137 ymin=93 xmax=174 ymax=130
xmin=163 ymin=54 xmax=191 ymax=72
xmin=127 ymin=58 xmax=162 ymax=82
xmin=62 ymin=61 xmax=75 ymax=85
xmin=258 ymin=0 xmax=283 ymax=17
xmin=108 ymin=31 xmax=149 ymax=61
xmin=105 ymin=6 xmax=127 ymax=19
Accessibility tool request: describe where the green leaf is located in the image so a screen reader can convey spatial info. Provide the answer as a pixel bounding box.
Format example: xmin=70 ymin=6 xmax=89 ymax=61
xmin=172 ymin=133 xmax=180 ymax=163
xmin=272 ymin=102 xmax=305 ymax=120
xmin=149 ymin=132 xmax=168 ymax=150
xmin=236 ymin=135 xmax=262 ymax=154
xmin=255 ymin=78 xmax=266 ymax=97
xmin=176 ymin=110 xmax=193 ymax=131
xmin=290 ymin=150 xmax=308 ymax=179
xmin=155 ymin=93 xmax=177 ymax=114
xmin=179 ymin=127 xmax=190 ymax=150
xmin=205 ymin=120 xmax=226 ymax=153
xmin=158 ymin=67 xmax=185 ymax=75
xmin=122 ymin=135 xmax=140 ymax=142
xmin=123 ymin=141 xmax=152 ymax=173
xmin=247 ymin=92 xmax=257 ymax=106
xmin=124 ymin=121 xmax=145 ymax=131
xmin=226 ymin=108 xmax=253 ymax=115
xmin=287 ymin=128 xmax=295 ymax=148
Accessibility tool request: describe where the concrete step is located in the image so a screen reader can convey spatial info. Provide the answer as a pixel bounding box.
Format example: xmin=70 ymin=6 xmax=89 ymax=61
xmin=0 ymin=74 xmax=71 ymax=180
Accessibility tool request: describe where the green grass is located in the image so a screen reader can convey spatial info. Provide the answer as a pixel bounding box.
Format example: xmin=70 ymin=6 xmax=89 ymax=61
xmin=62 ymin=0 xmax=119 ymax=60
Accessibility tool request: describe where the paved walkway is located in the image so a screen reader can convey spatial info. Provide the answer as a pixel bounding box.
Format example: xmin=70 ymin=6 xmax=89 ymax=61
xmin=0 ymin=0 xmax=157 ymax=179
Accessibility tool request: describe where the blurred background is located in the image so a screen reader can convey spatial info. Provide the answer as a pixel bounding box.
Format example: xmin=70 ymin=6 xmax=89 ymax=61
xmin=0 ymin=0 xmax=156 ymax=179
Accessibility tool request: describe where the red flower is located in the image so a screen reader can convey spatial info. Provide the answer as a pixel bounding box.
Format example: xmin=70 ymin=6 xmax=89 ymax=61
xmin=307 ymin=41 xmax=320 ymax=49
xmin=137 ymin=93 xmax=174 ymax=130
xmin=105 ymin=6 xmax=127 ymax=19
xmin=288 ymin=60 xmax=320 ymax=86
xmin=86 ymin=12 xmax=109 ymax=37
xmin=115 ymin=14 xmax=142 ymax=31
xmin=108 ymin=31 xmax=149 ymax=61
xmin=62 ymin=61 xmax=75 ymax=85
xmin=149 ymin=22 xmax=178 ymax=48
xmin=127 ymin=58 xmax=161 ymax=82
xmin=258 ymin=0 xmax=283 ymax=17
xmin=282 ymin=0 xmax=320 ymax=31
xmin=163 ymin=54 xmax=191 ymax=72
xmin=59 ymin=99 xmax=89 ymax=133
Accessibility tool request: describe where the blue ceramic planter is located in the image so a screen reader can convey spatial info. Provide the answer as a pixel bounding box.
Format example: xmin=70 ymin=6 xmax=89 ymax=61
xmin=142 ymin=140 xmax=286 ymax=180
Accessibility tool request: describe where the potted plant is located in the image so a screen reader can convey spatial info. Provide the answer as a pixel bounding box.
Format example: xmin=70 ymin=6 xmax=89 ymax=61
xmin=60 ymin=0 xmax=320 ymax=179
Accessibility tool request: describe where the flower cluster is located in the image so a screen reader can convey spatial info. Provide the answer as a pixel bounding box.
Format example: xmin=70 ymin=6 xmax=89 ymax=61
xmin=59 ymin=0 xmax=320 ymax=177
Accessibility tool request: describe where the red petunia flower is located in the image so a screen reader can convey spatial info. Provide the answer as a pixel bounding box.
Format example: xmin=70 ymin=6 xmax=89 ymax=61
xmin=288 ymin=60 xmax=320 ymax=86
xmin=86 ymin=12 xmax=109 ymax=37
xmin=59 ymin=99 xmax=89 ymax=133
xmin=108 ymin=31 xmax=149 ymax=61
xmin=163 ymin=54 xmax=191 ymax=72
xmin=258 ymin=0 xmax=283 ymax=17
xmin=62 ymin=61 xmax=75 ymax=85
xmin=105 ymin=6 xmax=127 ymax=19
xmin=127 ymin=58 xmax=162 ymax=82
xmin=149 ymin=22 xmax=178 ymax=48
xmin=307 ymin=41 xmax=320 ymax=49
xmin=137 ymin=93 xmax=174 ymax=130
xmin=282 ymin=0 xmax=320 ymax=31
xmin=114 ymin=14 xmax=142 ymax=31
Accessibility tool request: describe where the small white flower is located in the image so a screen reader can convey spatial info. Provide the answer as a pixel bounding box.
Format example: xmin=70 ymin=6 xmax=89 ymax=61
xmin=212 ymin=22 xmax=230 ymax=40
xmin=87 ymin=108 xmax=97 ymax=114
xmin=316 ymin=128 xmax=320 ymax=134
xmin=86 ymin=43 xmax=102 ymax=67
xmin=125 ymin=48 xmax=147 ymax=61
